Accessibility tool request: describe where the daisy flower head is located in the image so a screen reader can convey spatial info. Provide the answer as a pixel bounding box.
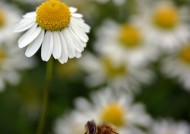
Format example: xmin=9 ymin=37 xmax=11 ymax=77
xmin=13 ymin=0 xmax=90 ymax=64
xmin=135 ymin=0 xmax=190 ymax=52
xmin=149 ymin=120 xmax=190 ymax=134
xmin=79 ymin=52 xmax=153 ymax=93
xmin=0 ymin=1 xmax=21 ymax=42
xmin=161 ymin=43 xmax=190 ymax=92
xmin=0 ymin=41 xmax=34 ymax=92
xmin=95 ymin=20 xmax=159 ymax=67
xmin=54 ymin=88 xmax=152 ymax=134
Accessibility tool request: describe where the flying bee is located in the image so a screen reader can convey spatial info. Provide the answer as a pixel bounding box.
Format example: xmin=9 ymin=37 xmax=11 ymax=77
xmin=84 ymin=120 xmax=119 ymax=134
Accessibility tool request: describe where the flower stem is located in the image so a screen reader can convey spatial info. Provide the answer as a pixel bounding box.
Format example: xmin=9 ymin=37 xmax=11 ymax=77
xmin=37 ymin=58 xmax=53 ymax=134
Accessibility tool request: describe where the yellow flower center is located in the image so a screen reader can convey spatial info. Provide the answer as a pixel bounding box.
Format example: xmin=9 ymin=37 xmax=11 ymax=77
xmin=179 ymin=45 xmax=190 ymax=64
xmin=153 ymin=5 xmax=179 ymax=29
xmin=102 ymin=58 xmax=126 ymax=78
xmin=100 ymin=103 xmax=125 ymax=127
xmin=36 ymin=0 xmax=71 ymax=31
xmin=118 ymin=24 xmax=142 ymax=48
xmin=0 ymin=10 xmax=6 ymax=28
xmin=0 ymin=49 xmax=6 ymax=64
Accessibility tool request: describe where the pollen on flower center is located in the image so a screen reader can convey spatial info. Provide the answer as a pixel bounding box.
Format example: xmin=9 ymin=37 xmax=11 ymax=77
xmin=179 ymin=45 xmax=190 ymax=64
xmin=118 ymin=24 xmax=142 ymax=48
xmin=153 ymin=5 xmax=179 ymax=29
xmin=36 ymin=0 xmax=71 ymax=31
xmin=0 ymin=10 xmax=6 ymax=28
xmin=100 ymin=103 xmax=125 ymax=127
xmin=102 ymin=58 xmax=126 ymax=78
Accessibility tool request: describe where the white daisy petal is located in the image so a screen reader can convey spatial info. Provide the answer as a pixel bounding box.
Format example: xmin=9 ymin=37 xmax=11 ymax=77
xmin=41 ymin=31 xmax=54 ymax=61
xmin=13 ymin=18 xmax=36 ymax=33
xmin=75 ymin=51 xmax=82 ymax=58
xmin=70 ymin=19 xmax=89 ymax=42
xmin=62 ymin=29 xmax=75 ymax=58
xmin=72 ymin=18 xmax=90 ymax=33
xmin=58 ymin=32 xmax=69 ymax=64
xmin=52 ymin=32 xmax=62 ymax=59
xmin=23 ymin=12 xmax=36 ymax=18
xmin=68 ymin=28 xmax=84 ymax=52
xmin=25 ymin=29 xmax=44 ymax=57
xmin=72 ymin=13 xmax=83 ymax=18
xmin=69 ymin=7 xmax=77 ymax=13
xmin=18 ymin=24 xmax=41 ymax=48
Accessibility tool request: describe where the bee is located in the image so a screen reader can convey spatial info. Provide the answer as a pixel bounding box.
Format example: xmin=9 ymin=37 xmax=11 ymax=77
xmin=84 ymin=120 xmax=119 ymax=134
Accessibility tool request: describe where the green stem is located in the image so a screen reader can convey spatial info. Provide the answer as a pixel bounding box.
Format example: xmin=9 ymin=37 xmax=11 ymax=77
xmin=37 ymin=58 xmax=53 ymax=134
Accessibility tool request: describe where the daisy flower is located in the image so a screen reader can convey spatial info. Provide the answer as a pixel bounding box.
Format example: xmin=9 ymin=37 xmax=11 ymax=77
xmin=161 ymin=43 xmax=190 ymax=92
xmin=95 ymin=20 xmax=159 ymax=66
xmin=135 ymin=0 xmax=190 ymax=52
xmin=79 ymin=52 xmax=153 ymax=93
xmin=149 ymin=120 xmax=190 ymax=134
xmin=54 ymin=88 xmax=152 ymax=134
xmin=13 ymin=0 xmax=90 ymax=63
xmin=0 ymin=41 xmax=34 ymax=92
xmin=0 ymin=1 xmax=21 ymax=42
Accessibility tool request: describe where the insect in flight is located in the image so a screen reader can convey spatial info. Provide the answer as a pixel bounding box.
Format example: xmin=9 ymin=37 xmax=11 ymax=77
xmin=84 ymin=120 xmax=119 ymax=134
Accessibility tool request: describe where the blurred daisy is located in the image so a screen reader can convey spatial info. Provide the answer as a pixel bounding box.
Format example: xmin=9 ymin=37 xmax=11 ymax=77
xmin=149 ymin=120 xmax=190 ymax=134
xmin=94 ymin=0 xmax=126 ymax=6
xmin=136 ymin=0 xmax=190 ymax=52
xmin=162 ymin=43 xmax=190 ymax=92
xmin=0 ymin=1 xmax=21 ymax=42
xmin=54 ymin=88 xmax=152 ymax=134
xmin=55 ymin=112 xmax=87 ymax=134
xmin=79 ymin=52 xmax=153 ymax=93
xmin=95 ymin=20 xmax=158 ymax=66
xmin=0 ymin=42 xmax=34 ymax=92
xmin=13 ymin=0 xmax=90 ymax=63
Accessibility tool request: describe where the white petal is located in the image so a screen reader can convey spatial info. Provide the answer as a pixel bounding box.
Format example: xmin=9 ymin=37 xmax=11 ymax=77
xmin=23 ymin=12 xmax=36 ymax=18
xmin=69 ymin=28 xmax=85 ymax=52
xmin=72 ymin=17 xmax=90 ymax=33
xmin=69 ymin=7 xmax=77 ymax=13
xmin=62 ymin=29 xmax=75 ymax=58
xmin=25 ymin=29 xmax=45 ymax=57
xmin=58 ymin=32 xmax=69 ymax=64
xmin=41 ymin=31 xmax=53 ymax=61
xmin=52 ymin=32 xmax=62 ymax=59
xmin=72 ymin=13 xmax=83 ymax=18
xmin=70 ymin=19 xmax=89 ymax=42
xmin=13 ymin=18 xmax=36 ymax=33
xmin=18 ymin=24 xmax=41 ymax=48
xmin=75 ymin=51 xmax=82 ymax=58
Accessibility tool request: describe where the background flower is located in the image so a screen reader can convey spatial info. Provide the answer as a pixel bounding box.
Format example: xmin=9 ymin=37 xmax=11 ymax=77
xmin=54 ymin=88 xmax=152 ymax=134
